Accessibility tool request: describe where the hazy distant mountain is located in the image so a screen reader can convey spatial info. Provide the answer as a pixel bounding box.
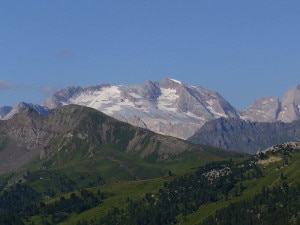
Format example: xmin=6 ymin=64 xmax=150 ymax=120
xmin=241 ymin=85 xmax=300 ymax=123
xmin=0 ymin=106 xmax=12 ymax=118
xmin=188 ymin=117 xmax=300 ymax=154
xmin=0 ymin=102 xmax=50 ymax=120
xmin=240 ymin=97 xmax=281 ymax=122
xmin=44 ymin=78 xmax=239 ymax=139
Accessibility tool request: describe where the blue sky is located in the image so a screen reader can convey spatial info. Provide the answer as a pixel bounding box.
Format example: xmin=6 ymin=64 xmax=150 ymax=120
xmin=0 ymin=1 xmax=299 ymax=110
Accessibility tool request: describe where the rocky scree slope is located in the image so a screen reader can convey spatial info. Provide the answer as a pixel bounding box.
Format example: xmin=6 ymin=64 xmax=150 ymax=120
xmin=0 ymin=104 xmax=205 ymax=174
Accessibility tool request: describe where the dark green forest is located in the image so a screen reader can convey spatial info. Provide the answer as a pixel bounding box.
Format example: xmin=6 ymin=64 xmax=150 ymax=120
xmin=0 ymin=184 xmax=103 ymax=225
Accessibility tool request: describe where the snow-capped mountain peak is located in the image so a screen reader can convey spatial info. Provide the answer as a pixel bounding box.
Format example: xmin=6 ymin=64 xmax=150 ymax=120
xmin=43 ymin=78 xmax=238 ymax=139
xmin=2 ymin=79 xmax=300 ymax=140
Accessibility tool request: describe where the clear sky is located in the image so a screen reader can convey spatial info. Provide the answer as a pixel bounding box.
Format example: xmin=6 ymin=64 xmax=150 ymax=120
xmin=0 ymin=1 xmax=299 ymax=110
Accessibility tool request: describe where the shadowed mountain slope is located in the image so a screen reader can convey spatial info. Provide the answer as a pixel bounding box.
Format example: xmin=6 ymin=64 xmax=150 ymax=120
xmin=188 ymin=117 xmax=300 ymax=154
xmin=0 ymin=104 xmax=237 ymax=175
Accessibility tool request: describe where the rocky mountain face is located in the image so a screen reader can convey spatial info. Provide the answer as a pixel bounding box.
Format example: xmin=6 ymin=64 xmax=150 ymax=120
xmin=42 ymin=79 xmax=300 ymax=140
xmin=242 ymin=85 xmax=300 ymax=123
xmin=43 ymin=78 xmax=239 ymax=139
xmin=240 ymin=97 xmax=281 ymax=122
xmin=0 ymin=104 xmax=204 ymax=174
xmin=278 ymin=85 xmax=300 ymax=122
xmin=188 ymin=117 xmax=300 ymax=154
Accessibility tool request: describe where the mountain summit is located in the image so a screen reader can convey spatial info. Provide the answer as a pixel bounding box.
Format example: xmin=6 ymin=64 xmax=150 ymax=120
xmin=278 ymin=85 xmax=300 ymax=122
xmin=44 ymin=78 xmax=238 ymax=139
xmin=2 ymin=79 xmax=300 ymax=141
xmin=43 ymin=79 xmax=300 ymax=139
xmin=241 ymin=85 xmax=300 ymax=123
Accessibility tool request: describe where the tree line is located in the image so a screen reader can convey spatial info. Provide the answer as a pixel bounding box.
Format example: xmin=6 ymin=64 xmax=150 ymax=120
xmin=78 ymin=159 xmax=264 ymax=225
xmin=200 ymin=183 xmax=300 ymax=225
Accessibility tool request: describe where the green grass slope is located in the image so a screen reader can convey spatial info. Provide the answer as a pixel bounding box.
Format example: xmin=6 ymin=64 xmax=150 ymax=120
xmin=0 ymin=143 xmax=245 ymax=225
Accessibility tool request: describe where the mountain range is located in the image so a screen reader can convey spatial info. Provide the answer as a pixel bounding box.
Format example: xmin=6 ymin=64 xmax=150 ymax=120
xmin=1 ymin=78 xmax=300 ymax=225
xmin=1 ymin=78 xmax=300 ymax=151
xmin=0 ymin=104 xmax=237 ymax=176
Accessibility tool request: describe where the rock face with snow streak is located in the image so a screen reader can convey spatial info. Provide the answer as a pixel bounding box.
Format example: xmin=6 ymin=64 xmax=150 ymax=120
xmin=44 ymin=78 xmax=239 ymax=139
xmin=278 ymin=85 xmax=300 ymax=122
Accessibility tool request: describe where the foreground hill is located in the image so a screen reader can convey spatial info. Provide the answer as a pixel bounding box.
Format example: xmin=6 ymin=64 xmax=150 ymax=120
xmin=188 ymin=117 xmax=300 ymax=154
xmin=1 ymin=142 xmax=299 ymax=225
xmin=0 ymin=104 xmax=247 ymax=224
xmin=0 ymin=104 xmax=242 ymax=177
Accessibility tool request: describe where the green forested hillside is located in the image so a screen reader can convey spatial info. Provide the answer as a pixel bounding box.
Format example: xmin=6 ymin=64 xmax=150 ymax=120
xmin=0 ymin=142 xmax=299 ymax=225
